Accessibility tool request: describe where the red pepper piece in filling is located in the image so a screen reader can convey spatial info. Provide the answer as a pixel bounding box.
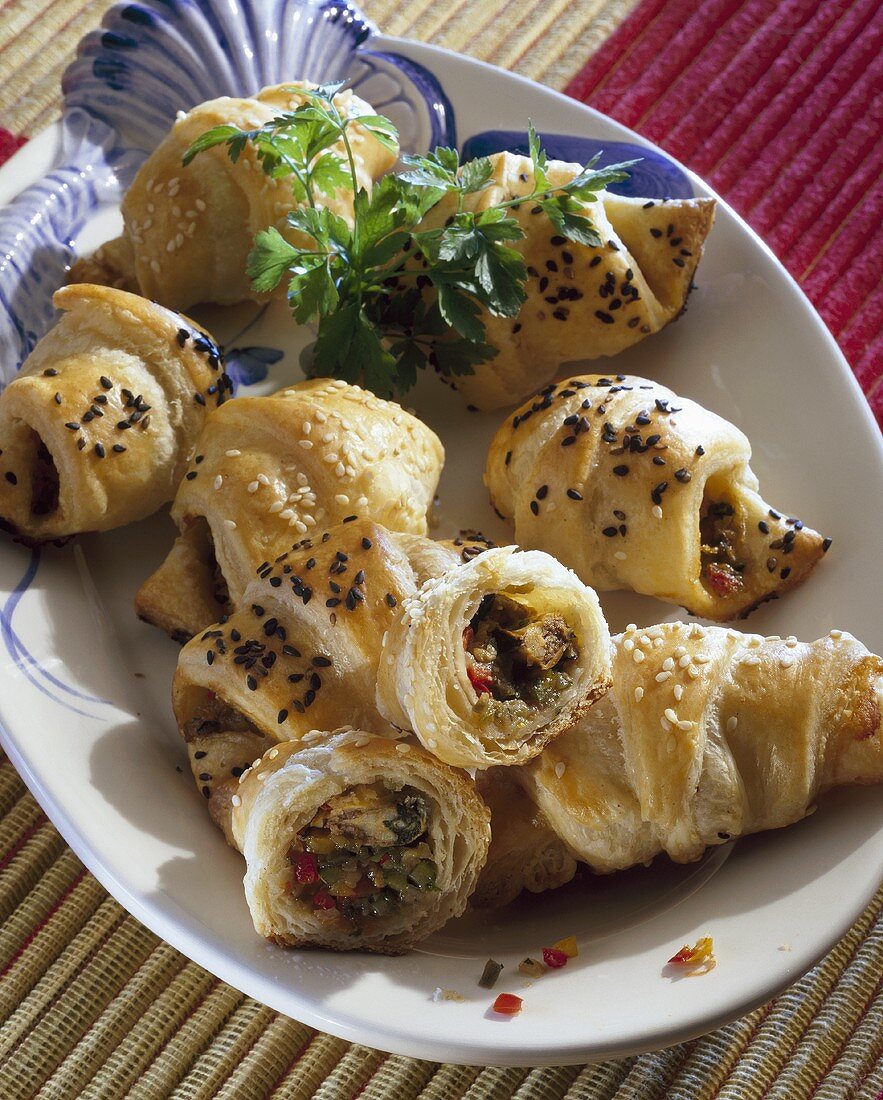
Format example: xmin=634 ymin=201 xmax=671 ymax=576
xmin=290 ymin=850 xmax=319 ymax=885
xmin=542 ymin=947 xmax=569 ymax=969
xmin=467 ymin=664 xmax=494 ymax=696
xmin=312 ymin=890 xmax=337 ymax=910
xmin=704 ymin=563 xmax=743 ymax=598
xmin=492 ymin=993 xmax=523 ymax=1015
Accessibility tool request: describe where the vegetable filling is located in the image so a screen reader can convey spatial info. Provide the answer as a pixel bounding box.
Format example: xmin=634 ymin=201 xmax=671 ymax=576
xmin=31 ymin=436 xmax=59 ymax=516
xmin=288 ymin=784 xmax=438 ymax=927
xmin=182 ymin=692 xmax=255 ymax=742
xmin=700 ymin=497 xmax=745 ymax=598
xmin=463 ymin=594 xmax=577 ymax=721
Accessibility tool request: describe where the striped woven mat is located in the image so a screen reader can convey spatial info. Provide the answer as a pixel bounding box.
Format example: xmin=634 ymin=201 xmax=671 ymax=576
xmin=0 ymin=1 xmax=881 ymax=1096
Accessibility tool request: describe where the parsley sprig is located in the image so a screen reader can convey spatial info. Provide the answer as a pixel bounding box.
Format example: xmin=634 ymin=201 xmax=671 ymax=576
xmin=184 ymin=83 xmax=637 ymax=398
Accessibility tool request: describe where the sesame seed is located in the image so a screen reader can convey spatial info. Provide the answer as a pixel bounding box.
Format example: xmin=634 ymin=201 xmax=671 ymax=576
xmin=634 ymin=686 xmax=644 ymax=702
xmin=726 ymin=716 xmax=738 ymax=732
xmin=664 ymin=708 xmax=678 ymax=724
xmin=633 ymin=649 xmax=645 ymax=663
xmin=554 ymin=761 xmax=566 ymax=779
xmin=673 ymin=684 xmax=683 ymax=700
xmin=656 ymin=670 xmax=672 ymax=682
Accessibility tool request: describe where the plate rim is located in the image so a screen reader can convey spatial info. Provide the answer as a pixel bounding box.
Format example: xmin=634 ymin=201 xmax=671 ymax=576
xmin=1 ymin=30 xmax=881 ymax=1069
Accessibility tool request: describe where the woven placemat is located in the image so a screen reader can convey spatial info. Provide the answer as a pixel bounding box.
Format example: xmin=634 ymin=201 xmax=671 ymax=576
xmin=1 ymin=0 xmax=882 ymax=1096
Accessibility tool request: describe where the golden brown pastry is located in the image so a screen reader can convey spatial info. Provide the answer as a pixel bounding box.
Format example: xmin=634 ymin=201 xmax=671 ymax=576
xmin=69 ymin=84 xmax=398 ymax=311
xmin=476 ymin=622 xmax=883 ymax=905
xmin=172 ymin=520 xmax=493 ymax=834
xmin=486 ymin=373 xmax=829 ymax=620
xmin=376 ymin=546 xmax=612 ymax=768
xmin=418 ymin=152 xmax=714 ymax=410
xmin=231 ymin=729 xmax=490 ymax=952
xmin=0 ymin=284 xmax=226 ymax=542
xmin=136 ymin=380 xmax=444 ymax=640
xmin=471 ymin=771 xmax=576 ymax=909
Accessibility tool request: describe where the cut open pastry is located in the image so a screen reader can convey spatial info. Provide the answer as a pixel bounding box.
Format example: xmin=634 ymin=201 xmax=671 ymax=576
xmin=376 ymin=545 xmax=612 ymax=768
xmin=135 ymin=380 xmax=444 ymax=640
xmin=486 ymin=373 xmax=830 ymax=620
xmin=416 ymin=152 xmax=715 ymax=410
xmin=231 ymin=730 xmax=490 ymax=953
xmin=0 ymin=284 xmax=226 ymax=542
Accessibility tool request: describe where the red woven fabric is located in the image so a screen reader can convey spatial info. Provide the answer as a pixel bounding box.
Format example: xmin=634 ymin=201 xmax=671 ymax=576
xmin=0 ymin=127 xmax=25 ymax=165
xmin=567 ymin=0 xmax=883 ymax=427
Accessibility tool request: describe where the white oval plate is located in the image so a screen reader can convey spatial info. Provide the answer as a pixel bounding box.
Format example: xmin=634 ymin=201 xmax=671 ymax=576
xmin=1 ymin=24 xmax=882 ymax=1069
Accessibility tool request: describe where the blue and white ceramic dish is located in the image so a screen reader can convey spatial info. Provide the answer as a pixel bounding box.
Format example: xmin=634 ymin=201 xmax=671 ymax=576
xmin=0 ymin=0 xmax=881 ymax=1067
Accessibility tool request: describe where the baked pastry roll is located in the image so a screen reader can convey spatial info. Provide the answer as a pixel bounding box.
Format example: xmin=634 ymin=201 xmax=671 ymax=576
xmin=471 ymin=771 xmax=576 ymax=909
xmin=476 ymin=622 xmax=883 ymax=904
xmin=136 ymin=380 xmax=444 ymax=640
xmin=69 ymin=84 xmax=398 ymax=311
xmin=0 ymin=284 xmax=226 ymax=542
xmin=418 ymin=152 xmax=714 ymax=410
xmin=376 ymin=546 xmax=612 ymax=768
xmin=231 ymin=729 xmax=490 ymax=952
xmin=171 ymin=520 xmax=493 ymax=834
xmin=486 ymin=373 xmax=829 ymax=620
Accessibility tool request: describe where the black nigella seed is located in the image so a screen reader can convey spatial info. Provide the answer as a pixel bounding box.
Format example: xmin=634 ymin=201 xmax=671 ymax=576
xmin=602 ymin=526 xmax=618 ymax=537
xmin=100 ymin=375 xmax=113 ymax=389
xmin=185 ymin=471 xmax=197 ymax=480
xmin=176 ymin=329 xmax=189 ymax=347
xmin=758 ymin=521 xmax=769 ymax=534
xmin=613 ymin=465 xmax=629 ymax=476
xmin=65 ymin=421 xmax=80 ymax=431
xmin=822 ymin=537 xmax=832 ymax=553
xmin=194 ymin=393 xmax=206 ymax=406
xmin=94 ymin=443 xmax=106 ymax=458
xmin=567 ymin=488 xmax=583 ymax=500
xmin=361 ymin=537 xmax=372 ymax=550
xmin=530 ymin=500 xmax=539 ymax=516
xmin=595 ymin=311 xmax=614 ymax=325
xmin=43 ymin=368 xmax=58 ymax=377
xmin=653 ymin=456 xmax=666 ymax=466
xmin=5 ymin=471 xmax=17 ymax=485
xmin=780 ymin=567 xmax=792 ymax=579
xmin=277 ymin=709 xmax=288 ymax=724
xmin=312 ymin=655 xmax=332 ymax=668
xmin=246 ymin=676 xmax=257 ymax=691
xmin=385 ymin=593 xmax=397 ymax=608
xmin=536 ymin=485 xmax=548 ymax=500
xmin=206 ymin=651 xmax=214 ymax=665
xmin=269 ymin=577 xmax=282 ymax=588
xmin=650 ymin=227 xmax=662 ymax=237
xmin=674 ymin=468 xmax=691 ymax=483
xmin=194 ymin=750 xmax=207 ymax=760
xmin=696 ymin=445 xmax=705 ymax=456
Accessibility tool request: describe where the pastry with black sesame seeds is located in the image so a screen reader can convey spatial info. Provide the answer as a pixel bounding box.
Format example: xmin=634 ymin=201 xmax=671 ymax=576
xmin=415 ymin=153 xmax=714 ymax=410
xmin=136 ymin=379 xmax=443 ymax=641
xmin=475 ymin=622 xmax=883 ymax=906
xmin=171 ymin=520 xmax=493 ymax=834
xmin=375 ymin=544 xmax=612 ymax=768
xmin=68 ymin=83 xmax=397 ymax=311
xmin=486 ymin=373 xmax=830 ymax=620
xmin=0 ymin=284 xmax=225 ymax=542
xmin=231 ymin=729 xmax=490 ymax=953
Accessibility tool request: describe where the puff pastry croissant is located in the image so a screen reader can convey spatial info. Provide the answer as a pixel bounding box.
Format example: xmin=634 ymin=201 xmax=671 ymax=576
xmin=172 ymin=520 xmax=493 ymax=835
xmin=376 ymin=545 xmax=612 ymax=768
xmin=486 ymin=373 xmax=830 ymax=620
xmin=232 ymin=729 xmax=490 ymax=952
xmin=0 ymin=284 xmax=226 ymax=542
xmin=136 ymin=379 xmax=444 ymax=641
xmin=69 ymin=84 xmax=398 ymax=311
xmin=417 ymin=152 xmax=714 ymax=410
xmin=476 ymin=621 xmax=883 ymax=905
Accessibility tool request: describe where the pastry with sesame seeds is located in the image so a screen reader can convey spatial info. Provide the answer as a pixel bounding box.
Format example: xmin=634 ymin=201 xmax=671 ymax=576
xmin=415 ymin=152 xmax=714 ymax=410
xmin=376 ymin=545 xmax=612 ymax=768
xmin=135 ymin=379 xmax=444 ymax=641
xmin=0 ymin=284 xmax=226 ymax=542
xmin=68 ymin=83 xmax=398 ymax=311
xmin=474 ymin=622 xmax=883 ymax=905
xmin=171 ymin=520 xmax=494 ymax=834
xmin=486 ymin=373 xmax=830 ymax=620
xmin=229 ymin=729 xmax=489 ymax=953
